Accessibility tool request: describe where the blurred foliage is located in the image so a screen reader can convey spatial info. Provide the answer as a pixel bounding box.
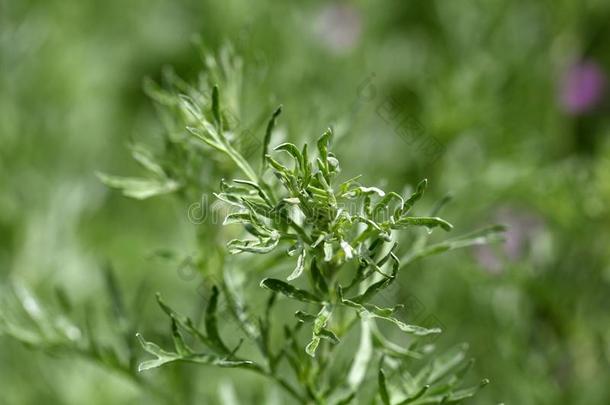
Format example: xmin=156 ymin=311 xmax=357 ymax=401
xmin=1 ymin=0 xmax=610 ymax=404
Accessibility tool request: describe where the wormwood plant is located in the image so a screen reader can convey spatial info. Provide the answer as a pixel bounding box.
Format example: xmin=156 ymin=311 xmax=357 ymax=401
xmin=0 ymin=48 xmax=504 ymax=404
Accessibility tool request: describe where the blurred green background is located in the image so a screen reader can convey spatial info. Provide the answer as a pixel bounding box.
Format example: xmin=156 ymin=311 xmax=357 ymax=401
xmin=1 ymin=0 xmax=610 ymax=403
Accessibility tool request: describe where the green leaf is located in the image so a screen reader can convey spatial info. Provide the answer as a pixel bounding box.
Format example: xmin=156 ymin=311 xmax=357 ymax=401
xmin=136 ymin=333 xmax=178 ymax=371
xmin=396 ymin=385 xmax=429 ymax=404
xmin=227 ymin=237 xmax=279 ymax=254
xmin=97 ymin=173 xmax=180 ymax=200
xmin=305 ymin=304 xmax=334 ymax=357
xmin=323 ymin=241 xmax=333 ymax=262
xmin=155 ymin=293 xmax=212 ymax=347
xmin=393 ymin=216 xmax=453 ymax=232
xmin=129 ymin=144 xmax=166 ymax=178
xmin=274 ymin=142 xmax=304 ymax=171
xmin=287 ymin=249 xmax=306 ymax=281
xmin=262 ymin=105 xmax=283 ymax=168
xmin=446 ymin=379 xmax=489 ymax=402
xmin=136 ymin=333 xmax=253 ymax=372
xmin=212 ymin=84 xmax=221 ymax=129
xmin=378 ymin=367 xmax=391 ymax=405
xmin=171 ymin=317 xmax=191 ymax=356
xmin=347 ymin=319 xmax=372 ymax=389
xmin=402 ymin=225 xmax=506 ymax=266
xmin=205 ymin=286 xmax=231 ymax=354
xmin=232 ymin=179 xmax=274 ymax=207
xmin=310 ymin=259 xmax=329 ymax=295
xmin=222 ymin=271 xmax=259 ymax=340
xmin=338 ymin=287 xmax=440 ymax=336
xmin=333 ymin=392 xmax=356 ymax=405
xmin=259 ymin=278 xmax=322 ymax=303
xmin=317 ymin=128 xmax=332 ymax=162
xmin=402 ymin=179 xmax=428 ymax=214
xmin=294 ymin=310 xmax=317 ymax=323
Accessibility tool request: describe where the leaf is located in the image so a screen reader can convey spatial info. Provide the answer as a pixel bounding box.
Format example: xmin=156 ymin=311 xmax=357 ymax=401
xmin=178 ymin=94 xmax=204 ymax=121
xmin=274 ymin=143 xmax=304 ymax=171
xmin=287 ymin=249 xmax=306 ymax=281
xmin=103 ymin=265 xmax=125 ymax=323
xmin=340 ymin=240 xmax=354 ymax=260
xmin=396 ymin=385 xmax=429 ymax=404
xmin=222 ymin=270 xmax=259 ymax=340
xmin=378 ymin=368 xmax=391 ymax=405
xmin=310 ymin=259 xmax=329 ymax=295
xmin=136 ymin=333 xmax=178 ymax=371
xmin=317 ymin=128 xmax=332 ymax=162
xmin=97 ymin=173 xmax=180 ymax=200
xmin=212 ymin=84 xmax=221 ymax=128
xmin=402 ymin=179 xmax=428 ymax=214
xmin=136 ymin=333 xmax=253 ymax=372
xmin=294 ymin=310 xmax=317 ymax=323
xmin=348 ymin=186 xmax=385 ymax=198
xmin=338 ymin=287 xmax=440 ymax=336
xmin=129 ymin=144 xmax=166 ymax=178
xmin=393 ymin=216 xmax=453 ymax=232
xmin=446 ymin=379 xmax=489 ymax=402
xmin=232 ymin=179 xmax=274 ymax=207
xmin=426 ymin=344 xmax=468 ymax=384
xmin=262 ymin=105 xmax=283 ymax=168
xmin=305 ymin=304 xmax=335 ymax=357
xmin=205 ymin=286 xmax=231 ymax=354
xmin=155 ymin=293 xmax=212 ymax=347
xmin=333 ymin=392 xmax=356 ymax=405
xmin=347 ymin=319 xmax=372 ymax=389
xmin=171 ymin=317 xmax=191 ymax=356
xmin=227 ymin=237 xmax=279 ymax=254
xmin=260 ymin=278 xmax=322 ymax=303
xmin=402 ymin=225 xmax=506 ymax=266
xmin=323 ymin=241 xmax=333 ymax=262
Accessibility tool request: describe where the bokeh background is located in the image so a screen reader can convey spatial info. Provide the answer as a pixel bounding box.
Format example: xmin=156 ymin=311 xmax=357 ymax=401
xmin=1 ymin=0 xmax=610 ymax=404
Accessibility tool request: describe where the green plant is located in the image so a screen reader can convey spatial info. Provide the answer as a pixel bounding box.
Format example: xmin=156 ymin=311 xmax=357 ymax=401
xmin=1 ymin=48 xmax=504 ymax=404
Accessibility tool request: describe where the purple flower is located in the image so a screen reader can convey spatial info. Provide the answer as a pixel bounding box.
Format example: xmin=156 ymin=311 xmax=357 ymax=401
xmin=560 ymin=60 xmax=607 ymax=115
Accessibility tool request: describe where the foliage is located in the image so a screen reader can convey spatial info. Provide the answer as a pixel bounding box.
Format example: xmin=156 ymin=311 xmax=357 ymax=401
xmin=83 ymin=49 xmax=501 ymax=403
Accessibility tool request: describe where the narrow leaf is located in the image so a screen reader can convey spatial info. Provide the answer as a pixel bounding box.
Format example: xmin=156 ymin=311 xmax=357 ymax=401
xmin=259 ymin=278 xmax=322 ymax=303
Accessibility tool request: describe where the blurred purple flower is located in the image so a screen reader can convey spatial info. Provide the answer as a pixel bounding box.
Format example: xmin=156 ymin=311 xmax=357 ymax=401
xmin=314 ymin=3 xmax=362 ymax=54
xmin=474 ymin=207 xmax=545 ymax=274
xmin=560 ymin=60 xmax=607 ymax=115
